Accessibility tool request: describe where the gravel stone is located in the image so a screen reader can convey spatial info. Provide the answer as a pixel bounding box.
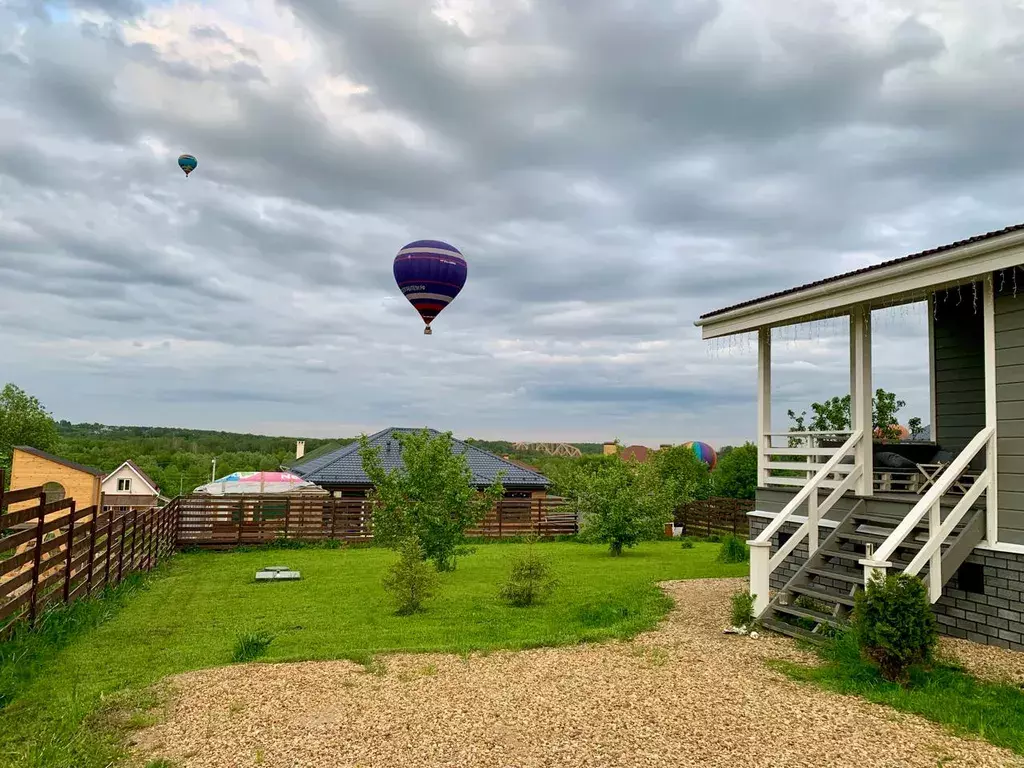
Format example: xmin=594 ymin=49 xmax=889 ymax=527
xmin=135 ymin=578 xmax=1023 ymax=768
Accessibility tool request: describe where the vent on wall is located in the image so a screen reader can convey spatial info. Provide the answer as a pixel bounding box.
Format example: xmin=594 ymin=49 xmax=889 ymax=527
xmin=956 ymin=561 xmax=985 ymax=595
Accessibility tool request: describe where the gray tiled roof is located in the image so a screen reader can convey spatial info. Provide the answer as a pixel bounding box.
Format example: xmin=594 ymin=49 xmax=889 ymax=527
xmin=291 ymin=427 xmax=550 ymax=488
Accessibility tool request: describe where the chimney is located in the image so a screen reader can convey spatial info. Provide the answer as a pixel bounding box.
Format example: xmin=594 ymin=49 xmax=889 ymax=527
xmin=603 ymin=442 xmax=617 ymax=456
xmin=296 ymin=440 xmax=305 ymax=460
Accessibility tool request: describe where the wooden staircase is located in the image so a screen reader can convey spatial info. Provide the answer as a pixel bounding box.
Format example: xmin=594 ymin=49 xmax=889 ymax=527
xmin=761 ymin=499 xmax=986 ymax=643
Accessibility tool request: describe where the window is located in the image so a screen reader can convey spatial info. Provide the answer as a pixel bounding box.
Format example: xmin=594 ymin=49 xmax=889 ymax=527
xmin=117 ymin=478 xmax=132 ymax=492
xmin=41 ymin=482 xmax=65 ymax=504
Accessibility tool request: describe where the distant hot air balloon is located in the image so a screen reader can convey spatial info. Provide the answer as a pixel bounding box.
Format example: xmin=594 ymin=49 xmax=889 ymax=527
xmin=393 ymin=240 xmax=467 ymax=335
xmin=178 ymin=154 xmax=198 ymax=177
xmin=682 ymin=440 xmax=718 ymax=471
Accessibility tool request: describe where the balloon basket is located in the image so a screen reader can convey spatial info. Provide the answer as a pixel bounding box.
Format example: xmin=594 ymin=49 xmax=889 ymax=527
xmin=424 ymin=326 xmax=432 ymax=335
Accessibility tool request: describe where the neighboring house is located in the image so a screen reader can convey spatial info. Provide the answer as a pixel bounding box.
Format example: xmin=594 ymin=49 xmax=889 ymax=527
xmin=620 ymin=445 xmax=651 ymax=463
xmin=7 ymin=446 xmax=103 ymax=512
xmin=291 ymin=427 xmax=551 ymax=498
xmin=101 ymin=460 xmax=163 ymax=512
xmin=694 ymin=223 xmax=1024 ymax=652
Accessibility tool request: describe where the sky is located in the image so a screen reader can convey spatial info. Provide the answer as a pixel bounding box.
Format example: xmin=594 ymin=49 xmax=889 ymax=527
xmin=1 ymin=0 xmax=1022 ymax=448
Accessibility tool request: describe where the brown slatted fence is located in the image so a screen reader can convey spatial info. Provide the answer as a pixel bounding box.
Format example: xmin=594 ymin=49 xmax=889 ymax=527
xmin=673 ymin=496 xmax=753 ymax=538
xmin=0 ymin=468 xmax=177 ymax=635
xmin=171 ymin=494 xmax=576 ymax=548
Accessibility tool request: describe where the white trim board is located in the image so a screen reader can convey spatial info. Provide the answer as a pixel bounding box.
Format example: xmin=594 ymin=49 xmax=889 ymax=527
xmin=747 ymin=509 xmax=1024 ymax=556
xmin=695 ymin=230 xmax=1024 ymax=338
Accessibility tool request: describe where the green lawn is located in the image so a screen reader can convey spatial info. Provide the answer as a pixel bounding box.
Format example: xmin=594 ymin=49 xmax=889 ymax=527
xmin=0 ymin=539 xmax=746 ymax=768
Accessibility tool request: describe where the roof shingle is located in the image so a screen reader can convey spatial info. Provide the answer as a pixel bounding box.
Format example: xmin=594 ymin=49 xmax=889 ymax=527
xmin=291 ymin=427 xmax=550 ymax=488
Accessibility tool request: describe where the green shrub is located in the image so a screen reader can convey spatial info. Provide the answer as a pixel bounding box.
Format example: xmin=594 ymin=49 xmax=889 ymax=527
xmin=730 ymin=590 xmax=756 ymax=628
xmin=853 ymin=571 xmax=938 ymax=684
xmin=679 ymin=536 xmax=695 ymax=549
xmin=381 ymin=536 xmax=438 ymax=614
xmin=499 ymin=537 xmax=558 ymax=607
xmin=717 ymin=534 xmax=749 ymax=564
xmin=231 ymin=631 xmax=273 ymax=663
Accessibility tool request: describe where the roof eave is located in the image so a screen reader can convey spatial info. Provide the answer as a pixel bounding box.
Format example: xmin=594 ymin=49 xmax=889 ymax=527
xmin=695 ymin=228 xmax=1024 ymax=339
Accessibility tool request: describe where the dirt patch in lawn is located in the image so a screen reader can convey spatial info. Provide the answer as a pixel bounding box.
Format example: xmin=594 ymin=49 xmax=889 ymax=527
xmin=135 ymin=578 xmax=1022 ymax=767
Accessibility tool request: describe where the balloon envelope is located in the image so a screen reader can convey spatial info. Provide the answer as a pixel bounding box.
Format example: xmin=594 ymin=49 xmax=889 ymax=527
xmin=393 ymin=240 xmax=467 ymax=334
xmin=178 ymin=154 xmax=197 ymax=176
xmin=683 ymin=440 xmax=718 ymax=471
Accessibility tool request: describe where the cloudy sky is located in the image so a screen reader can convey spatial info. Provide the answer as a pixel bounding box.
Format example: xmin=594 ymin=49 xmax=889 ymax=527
xmin=1 ymin=0 xmax=1021 ymax=447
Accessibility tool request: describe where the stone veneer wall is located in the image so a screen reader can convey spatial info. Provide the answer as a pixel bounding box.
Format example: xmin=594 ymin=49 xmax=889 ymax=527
xmin=748 ymin=514 xmax=1024 ymax=652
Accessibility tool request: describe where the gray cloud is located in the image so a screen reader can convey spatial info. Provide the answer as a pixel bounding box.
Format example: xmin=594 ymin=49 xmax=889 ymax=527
xmin=1 ymin=0 xmax=1019 ymax=445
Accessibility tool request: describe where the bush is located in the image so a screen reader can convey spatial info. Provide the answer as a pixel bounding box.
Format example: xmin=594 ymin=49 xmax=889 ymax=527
xmin=679 ymin=536 xmax=695 ymax=549
xmin=717 ymin=534 xmax=749 ymax=564
xmin=730 ymin=590 xmax=756 ymax=628
xmin=231 ymin=630 xmax=273 ymax=663
xmin=853 ymin=571 xmax=938 ymax=684
xmin=499 ymin=537 xmax=558 ymax=607
xmin=382 ymin=536 xmax=438 ymax=615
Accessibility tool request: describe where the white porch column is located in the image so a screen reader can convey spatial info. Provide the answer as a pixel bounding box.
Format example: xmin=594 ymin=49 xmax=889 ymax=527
xmin=927 ymin=294 xmax=938 ymax=438
xmin=850 ymin=306 xmax=873 ymax=496
xmin=757 ymin=327 xmax=771 ymax=487
xmin=983 ymin=275 xmax=999 ymax=546
xmin=749 ymin=541 xmax=771 ymax=616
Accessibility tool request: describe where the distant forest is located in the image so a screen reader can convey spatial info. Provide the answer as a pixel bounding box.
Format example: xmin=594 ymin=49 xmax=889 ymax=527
xmin=54 ymin=423 xmax=606 ymax=497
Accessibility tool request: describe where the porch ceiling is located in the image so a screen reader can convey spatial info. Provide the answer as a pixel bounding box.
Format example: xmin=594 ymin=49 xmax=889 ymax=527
xmin=695 ymin=224 xmax=1024 ymax=339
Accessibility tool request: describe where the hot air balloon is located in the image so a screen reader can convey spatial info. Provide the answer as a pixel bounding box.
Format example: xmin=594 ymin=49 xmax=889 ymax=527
xmin=393 ymin=240 xmax=467 ymax=335
xmin=682 ymin=440 xmax=718 ymax=471
xmin=178 ymin=154 xmax=198 ymax=177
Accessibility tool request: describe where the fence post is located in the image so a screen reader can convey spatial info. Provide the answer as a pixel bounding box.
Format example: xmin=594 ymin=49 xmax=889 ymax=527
xmin=86 ymin=506 xmax=99 ymax=594
xmin=129 ymin=509 xmax=140 ymax=572
xmin=117 ymin=512 xmax=128 ymax=582
xmin=62 ymin=500 xmax=77 ymax=604
xmin=105 ymin=511 xmax=115 ymax=588
xmin=28 ymin=492 xmax=47 ymax=626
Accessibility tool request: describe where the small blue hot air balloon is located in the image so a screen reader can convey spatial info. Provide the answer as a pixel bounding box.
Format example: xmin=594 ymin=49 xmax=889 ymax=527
xmin=393 ymin=240 xmax=467 ymax=335
xmin=177 ymin=154 xmax=197 ymax=177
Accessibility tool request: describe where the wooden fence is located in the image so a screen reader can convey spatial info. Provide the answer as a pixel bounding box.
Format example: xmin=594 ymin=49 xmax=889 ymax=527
xmin=171 ymin=494 xmax=577 ymax=547
xmin=0 ymin=469 xmax=177 ymax=634
xmin=674 ymin=496 xmax=753 ymax=538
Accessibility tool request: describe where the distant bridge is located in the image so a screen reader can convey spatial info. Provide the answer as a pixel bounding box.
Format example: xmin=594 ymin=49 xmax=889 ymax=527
xmin=511 ymin=442 xmax=582 ymax=458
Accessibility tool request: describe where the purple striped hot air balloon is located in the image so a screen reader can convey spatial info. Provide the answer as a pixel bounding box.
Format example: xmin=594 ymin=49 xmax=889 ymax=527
xmin=683 ymin=440 xmax=717 ymax=471
xmin=393 ymin=239 xmax=468 ymax=335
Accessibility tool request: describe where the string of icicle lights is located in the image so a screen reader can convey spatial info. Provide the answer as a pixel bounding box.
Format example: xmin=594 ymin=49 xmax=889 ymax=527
xmin=704 ymin=267 xmax=1023 ymax=359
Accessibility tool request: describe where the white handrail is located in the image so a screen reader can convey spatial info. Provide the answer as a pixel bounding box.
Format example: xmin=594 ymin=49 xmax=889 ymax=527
xmin=864 ymin=426 xmax=993 ymax=567
xmin=755 ymin=430 xmax=863 ymax=544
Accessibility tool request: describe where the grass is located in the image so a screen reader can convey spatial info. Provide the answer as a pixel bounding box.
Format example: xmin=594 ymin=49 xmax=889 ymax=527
xmin=772 ymin=630 xmax=1024 ymax=755
xmin=0 ymin=540 xmax=744 ymax=768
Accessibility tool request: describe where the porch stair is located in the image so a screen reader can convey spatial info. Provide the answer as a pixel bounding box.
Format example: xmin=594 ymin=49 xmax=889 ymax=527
xmin=760 ymin=500 xmax=986 ymax=642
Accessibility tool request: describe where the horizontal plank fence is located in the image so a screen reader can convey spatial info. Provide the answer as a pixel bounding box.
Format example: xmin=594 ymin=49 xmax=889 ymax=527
xmin=674 ymin=496 xmax=753 ymax=538
xmin=172 ymin=494 xmax=577 ymax=548
xmin=0 ymin=469 xmax=177 ymax=635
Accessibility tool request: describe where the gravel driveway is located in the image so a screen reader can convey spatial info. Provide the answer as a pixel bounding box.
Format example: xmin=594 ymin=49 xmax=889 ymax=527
xmin=136 ymin=578 xmax=1023 ymax=767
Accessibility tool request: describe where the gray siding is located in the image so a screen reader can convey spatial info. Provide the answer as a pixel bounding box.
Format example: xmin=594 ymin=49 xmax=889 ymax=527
xmin=933 ymin=285 xmax=985 ymax=455
xmin=996 ymin=269 xmax=1024 ymax=545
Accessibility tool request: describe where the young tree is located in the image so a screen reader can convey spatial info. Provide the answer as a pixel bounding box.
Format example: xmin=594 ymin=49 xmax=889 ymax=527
xmin=382 ymin=536 xmax=438 ymax=614
xmin=712 ymin=442 xmax=757 ymax=500
xmin=359 ymin=429 xmax=504 ymax=571
xmin=0 ymin=383 xmax=60 ymax=485
xmin=647 ymin=445 xmax=712 ymax=510
xmin=571 ymin=458 xmax=672 ymax=556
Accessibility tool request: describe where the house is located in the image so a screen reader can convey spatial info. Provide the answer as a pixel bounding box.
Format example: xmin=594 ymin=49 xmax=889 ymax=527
xmin=694 ymin=223 xmax=1024 ymax=652
xmin=620 ymin=445 xmax=651 ymax=463
xmin=290 ymin=427 xmax=551 ymax=499
xmin=7 ymin=446 xmax=103 ymax=512
xmin=101 ymin=460 xmax=163 ymax=512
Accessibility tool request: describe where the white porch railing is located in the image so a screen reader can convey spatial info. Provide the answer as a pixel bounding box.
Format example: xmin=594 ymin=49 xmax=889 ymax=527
xmin=860 ymin=426 xmax=994 ymax=603
xmin=762 ymin=431 xmax=856 ymax=488
xmin=749 ymin=430 xmax=864 ymax=615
